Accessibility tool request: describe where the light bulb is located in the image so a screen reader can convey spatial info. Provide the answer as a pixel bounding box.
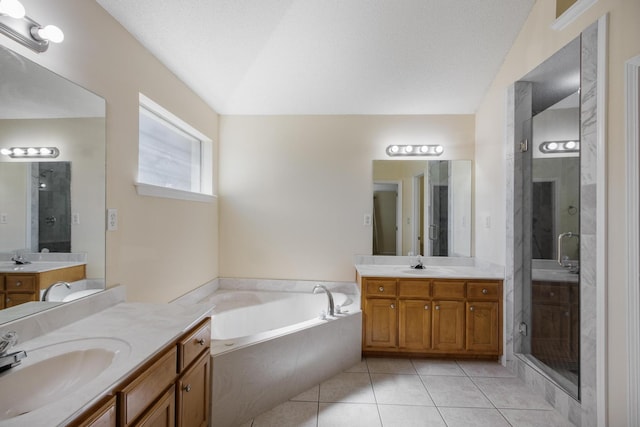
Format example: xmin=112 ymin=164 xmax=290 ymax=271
xmin=565 ymin=141 xmax=576 ymax=150
xmin=405 ymin=145 xmax=413 ymax=153
xmin=12 ymin=148 xmax=25 ymax=156
xmin=420 ymin=145 xmax=429 ymax=153
xmin=389 ymin=145 xmax=399 ymax=153
xmin=0 ymin=0 xmax=26 ymax=19
xmin=547 ymin=142 xmax=558 ymax=151
xmin=39 ymin=147 xmax=52 ymax=155
xmin=434 ymin=145 xmax=444 ymax=154
xmin=32 ymin=24 xmax=64 ymax=43
xmin=0 ymin=148 xmax=11 ymax=156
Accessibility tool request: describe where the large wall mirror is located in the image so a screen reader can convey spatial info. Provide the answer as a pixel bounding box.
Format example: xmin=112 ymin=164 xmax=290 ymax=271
xmin=0 ymin=45 xmax=106 ymax=322
xmin=372 ymin=160 xmax=472 ymax=257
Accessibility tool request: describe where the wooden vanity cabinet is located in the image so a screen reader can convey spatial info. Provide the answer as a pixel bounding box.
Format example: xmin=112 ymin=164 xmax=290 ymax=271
xmin=359 ymin=275 xmax=502 ymax=358
xmin=72 ymin=318 xmax=211 ymax=427
xmin=1 ymin=265 xmax=86 ymax=307
xmin=68 ymin=395 xmax=117 ymax=427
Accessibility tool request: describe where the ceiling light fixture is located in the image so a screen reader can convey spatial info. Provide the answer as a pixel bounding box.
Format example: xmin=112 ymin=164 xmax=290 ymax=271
xmin=0 ymin=1 xmax=64 ymax=52
xmin=386 ymin=144 xmax=444 ymax=157
xmin=0 ymin=147 xmax=59 ymax=158
xmin=539 ymin=140 xmax=580 ymax=154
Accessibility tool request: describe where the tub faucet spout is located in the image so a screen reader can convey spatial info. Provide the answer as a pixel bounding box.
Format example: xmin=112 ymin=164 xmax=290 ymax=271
xmin=42 ymin=281 xmax=71 ymax=301
xmin=312 ymin=284 xmax=335 ymax=317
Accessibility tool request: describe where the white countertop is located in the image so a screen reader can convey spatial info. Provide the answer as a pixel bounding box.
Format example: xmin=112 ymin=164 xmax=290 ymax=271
xmin=0 ymin=302 xmax=213 ymax=427
xmin=355 ymin=264 xmax=504 ymax=280
xmin=0 ymin=261 xmax=85 ymax=274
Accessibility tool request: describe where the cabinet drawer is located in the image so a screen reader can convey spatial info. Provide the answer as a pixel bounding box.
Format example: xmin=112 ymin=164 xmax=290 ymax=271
xmin=364 ymin=279 xmax=397 ymax=297
xmin=467 ymin=282 xmax=501 ymax=300
xmin=432 ymin=281 xmax=465 ymax=299
xmin=5 ymin=275 xmax=36 ymax=291
xmin=532 ymin=283 xmax=570 ymax=304
xmin=5 ymin=293 xmax=35 ymax=307
xmin=178 ymin=319 xmax=211 ymax=372
xmin=118 ymin=347 xmax=177 ymax=426
xmin=398 ymin=280 xmax=431 ymax=298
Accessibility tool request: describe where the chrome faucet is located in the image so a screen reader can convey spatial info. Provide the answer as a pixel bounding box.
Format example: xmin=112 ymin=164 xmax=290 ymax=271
xmin=557 ymin=232 xmax=580 ymax=273
xmin=0 ymin=331 xmax=27 ymax=373
xmin=41 ymin=281 xmax=71 ymax=301
xmin=312 ymin=284 xmax=335 ymax=317
xmin=412 ymin=255 xmax=425 ymax=269
xmin=10 ymin=254 xmax=30 ymax=265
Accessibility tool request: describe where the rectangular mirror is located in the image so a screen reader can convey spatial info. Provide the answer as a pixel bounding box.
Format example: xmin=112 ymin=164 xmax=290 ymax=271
xmin=372 ymin=160 xmax=472 ymax=257
xmin=0 ymin=45 xmax=106 ymax=322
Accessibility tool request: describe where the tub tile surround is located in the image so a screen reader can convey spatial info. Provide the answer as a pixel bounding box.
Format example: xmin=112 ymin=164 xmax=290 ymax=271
xmin=0 ymin=287 xmax=213 ymax=426
xmin=505 ymin=19 xmax=603 ymax=427
xmin=245 ymin=358 xmax=575 ymax=427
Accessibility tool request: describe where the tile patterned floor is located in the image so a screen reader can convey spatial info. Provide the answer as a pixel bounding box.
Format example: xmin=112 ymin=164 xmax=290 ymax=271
xmin=239 ymin=358 xmax=576 ymax=427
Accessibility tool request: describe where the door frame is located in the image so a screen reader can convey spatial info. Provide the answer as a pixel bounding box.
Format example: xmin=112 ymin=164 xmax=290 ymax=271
xmin=373 ymin=181 xmax=402 ymax=256
xmin=625 ymin=54 xmax=640 ymax=427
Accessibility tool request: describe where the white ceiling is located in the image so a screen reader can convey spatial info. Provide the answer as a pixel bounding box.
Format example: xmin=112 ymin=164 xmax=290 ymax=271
xmin=96 ymin=0 xmax=534 ymax=115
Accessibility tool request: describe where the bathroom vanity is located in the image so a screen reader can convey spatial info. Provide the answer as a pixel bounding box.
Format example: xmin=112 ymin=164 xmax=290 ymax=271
xmin=0 ymin=263 xmax=86 ymax=308
xmin=356 ymin=259 xmax=504 ymax=359
xmin=0 ymin=288 xmax=213 ymax=427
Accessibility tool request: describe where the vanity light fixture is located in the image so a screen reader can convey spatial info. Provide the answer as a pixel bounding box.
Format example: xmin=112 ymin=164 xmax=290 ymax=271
xmin=0 ymin=0 xmax=64 ymax=53
xmin=386 ymin=144 xmax=444 ymax=157
xmin=539 ymin=140 xmax=580 ymax=154
xmin=0 ymin=147 xmax=59 ymax=158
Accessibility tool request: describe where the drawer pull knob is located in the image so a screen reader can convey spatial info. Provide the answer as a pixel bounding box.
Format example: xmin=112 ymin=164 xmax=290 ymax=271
xmin=183 ymin=384 xmax=192 ymax=393
xmin=424 ymin=305 xmax=429 ymax=310
xmin=470 ymin=306 xmax=475 ymax=311
xmin=379 ymin=286 xmax=384 ymax=292
xmin=482 ymin=288 xmax=488 ymax=294
xmin=16 ymin=281 xmax=21 ymax=287
xmin=435 ymin=305 xmax=440 ymax=310
xmin=390 ymin=303 xmax=395 ymax=309
xmin=550 ymin=292 xmax=555 ymax=297
xmin=197 ymin=338 xmax=206 ymax=346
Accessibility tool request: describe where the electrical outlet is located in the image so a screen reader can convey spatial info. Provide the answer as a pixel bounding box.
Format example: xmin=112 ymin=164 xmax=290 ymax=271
xmin=0 ymin=213 xmax=7 ymax=224
xmin=107 ymin=208 xmax=118 ymax=231
xmin=363 ymin=214 xmax=372 ymax=226
xmin=72 ymin=212 xmax=80 ymax=225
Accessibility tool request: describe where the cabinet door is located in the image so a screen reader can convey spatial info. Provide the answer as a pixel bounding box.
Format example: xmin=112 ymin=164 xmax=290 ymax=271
xmin=5 ymin=293 xmax=36 ymax=307
xmin=69 ymin=396 xmax=117 ymax=427
xmin=399 ymin=300 xmax=431 ymax=351
xmin=531 ymin=303 xmax=571 ymax=361
xmin=364 ymin=298 xmax=397 ymax=349
xmin=134 ymin=387 xmax=175 ymax=427
xmin=466 ymin=301 xmax=499 ymax=353
xmin=432 ymin=300 xmax=465 ymax=351
xmin=176 ymin=352 xmax=210 ymax=427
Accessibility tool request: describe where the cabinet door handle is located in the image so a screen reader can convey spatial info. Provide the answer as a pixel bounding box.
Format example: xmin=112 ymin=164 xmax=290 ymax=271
xmin=379 ymin=286 xmax=384 ymax=292
xmin=183 ymin=384 xmax=192 ymax=393
xmin=197 ymin=338 xmax=206 ymax=346
xmin=482 ymin=288 xmax=488 ymax=295
xmin=435 ymin=305 xmax=440 ymax=310
xmin=424 ymin=305 xmax=429 ymax=310
xmin=390 ymin=303 xmax=395 ymax=309
xmin=470 ymin=306 xmax=475 ymax=311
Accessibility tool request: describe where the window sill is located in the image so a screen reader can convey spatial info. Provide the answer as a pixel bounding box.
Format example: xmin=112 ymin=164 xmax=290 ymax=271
xmin=135 ymin=182 xmax=216 ymax=203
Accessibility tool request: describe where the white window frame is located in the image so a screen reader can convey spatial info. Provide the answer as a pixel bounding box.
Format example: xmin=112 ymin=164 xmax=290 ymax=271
xmin=135 ymin=93 xmax=214 ymax=202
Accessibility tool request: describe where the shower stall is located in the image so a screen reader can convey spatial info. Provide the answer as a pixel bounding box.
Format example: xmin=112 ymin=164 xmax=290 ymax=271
xmin=514 ymin=37 xmax=582 ymax=399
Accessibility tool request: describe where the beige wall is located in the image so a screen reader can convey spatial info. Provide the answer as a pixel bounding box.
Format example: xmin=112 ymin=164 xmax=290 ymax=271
xmin=1 ymin=0 xmax=220 ymax=303
xmin=219 ymin=115 xmax=474 ymax=281
xmin=474 ymin=0 xmax=640 ymax=424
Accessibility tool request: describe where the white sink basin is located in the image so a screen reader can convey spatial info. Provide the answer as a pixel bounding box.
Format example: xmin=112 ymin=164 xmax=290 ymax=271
xmin=0 ymin=337 xmax=130 ymax=420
